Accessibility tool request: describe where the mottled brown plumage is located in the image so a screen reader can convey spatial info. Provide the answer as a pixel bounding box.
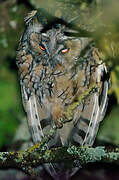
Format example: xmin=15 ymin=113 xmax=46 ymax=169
xmin=16 ymin=9 xmax=109 ymax=180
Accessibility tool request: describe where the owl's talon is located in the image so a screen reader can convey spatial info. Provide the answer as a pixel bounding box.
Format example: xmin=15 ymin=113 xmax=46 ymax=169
xmin=55 ymin=117 xmax=64 ymax=128
xmin=63 ymin=117 xmax=73 ymax=123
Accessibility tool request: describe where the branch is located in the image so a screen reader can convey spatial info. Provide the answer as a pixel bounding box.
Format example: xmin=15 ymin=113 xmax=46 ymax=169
xmin=0 ymin=144 xmax=119 ymax=176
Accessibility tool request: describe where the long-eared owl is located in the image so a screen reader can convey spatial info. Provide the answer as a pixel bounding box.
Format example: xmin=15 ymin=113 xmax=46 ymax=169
xmin=16 ymin=9 xmax=109 ymax=180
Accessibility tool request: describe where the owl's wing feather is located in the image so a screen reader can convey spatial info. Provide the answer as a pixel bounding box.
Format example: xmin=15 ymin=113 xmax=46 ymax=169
xmin=21 ymin=86 xmax=43 ymax=142
xmin=83 ymin=67 xmax=109 ymax=146
xmin=21 ymin=85 xmax=59 ymax=178
xmin=99 ymin=80 xmax=109 ymax=121
xmin=66 ymin=63 xmax=109 ymax=147
xmin=82 ymin=93 xmax=100 ymax=146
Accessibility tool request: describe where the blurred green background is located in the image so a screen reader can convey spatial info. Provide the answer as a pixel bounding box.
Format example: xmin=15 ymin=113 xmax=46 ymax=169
xmin=0 ymin=0 xmax=119 ymax=151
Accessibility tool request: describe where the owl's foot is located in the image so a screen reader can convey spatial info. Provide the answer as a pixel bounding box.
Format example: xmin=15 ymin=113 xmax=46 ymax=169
xmin=55 ymin=115 xmax=73 ymax=128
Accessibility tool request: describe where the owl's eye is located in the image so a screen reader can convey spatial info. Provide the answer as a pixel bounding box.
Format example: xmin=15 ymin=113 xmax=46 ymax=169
xmin=40 ymin=45 xmax=45 ymax=51
xmin=61 ymin=48 xmax=70 ymax=54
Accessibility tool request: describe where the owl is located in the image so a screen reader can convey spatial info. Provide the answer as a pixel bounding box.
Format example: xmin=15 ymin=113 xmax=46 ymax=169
xmin=16 ymin=9 xmax=109 ymax=180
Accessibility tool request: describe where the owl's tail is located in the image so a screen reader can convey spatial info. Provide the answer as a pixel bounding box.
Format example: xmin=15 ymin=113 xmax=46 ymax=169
xmin=44 ymin=163 xmax=79 ymax=180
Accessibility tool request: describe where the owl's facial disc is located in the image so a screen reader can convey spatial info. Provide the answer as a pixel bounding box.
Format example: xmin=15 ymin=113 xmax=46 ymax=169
xmin=37 ymin=29 xmax=70 ymax=68
xmin=29 ymin=26 xmax=71 ymax=68
xmin=40 ymin=30 xmax=70 ymax=56
xmin=39 ymin=40 xmax=69 ymax=55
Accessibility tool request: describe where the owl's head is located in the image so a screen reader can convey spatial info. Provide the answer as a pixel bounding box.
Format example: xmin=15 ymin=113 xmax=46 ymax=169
xmin=23 ymin=10 xmax=90 ymax=69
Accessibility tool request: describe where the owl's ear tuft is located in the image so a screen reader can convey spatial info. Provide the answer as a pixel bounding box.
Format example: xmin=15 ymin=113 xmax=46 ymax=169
xmin=24 ymin=10 xmax=37 ymax=24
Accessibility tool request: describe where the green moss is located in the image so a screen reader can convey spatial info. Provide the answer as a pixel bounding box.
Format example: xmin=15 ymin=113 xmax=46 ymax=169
xmin=84 ymin=147 xmax=105 ymax=162
xmin=67 ymin=146 xmax=106 ymax=163
xmin=109 ymin=152 xmax=118 ymax=161
xmin=43 ymin=150 xmax=51 ymax=160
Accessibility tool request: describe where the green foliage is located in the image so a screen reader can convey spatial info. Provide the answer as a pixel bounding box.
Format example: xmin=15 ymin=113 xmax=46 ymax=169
xmin=98 ymin=106 xmax=119 ymax=145
xmin=0 ymin=67 xmax=24 ymax=147
xmin=109 ymin=70 xmax=119 ymax=104
xmin=0 ymin=0 xmax=29 ymax=149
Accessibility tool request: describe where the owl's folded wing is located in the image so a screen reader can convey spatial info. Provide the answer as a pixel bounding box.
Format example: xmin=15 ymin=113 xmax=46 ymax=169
xmin=64 ymin=63 xmax=109 ymax=147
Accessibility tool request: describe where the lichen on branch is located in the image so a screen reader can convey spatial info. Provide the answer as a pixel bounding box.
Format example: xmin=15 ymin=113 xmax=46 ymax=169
xmin=0 ymin=143 xmax=119 ymax=177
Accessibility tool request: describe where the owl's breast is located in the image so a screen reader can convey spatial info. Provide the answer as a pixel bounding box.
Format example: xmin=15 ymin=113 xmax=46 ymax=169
xmin=18 ymin=44 xmax=106 ymax=131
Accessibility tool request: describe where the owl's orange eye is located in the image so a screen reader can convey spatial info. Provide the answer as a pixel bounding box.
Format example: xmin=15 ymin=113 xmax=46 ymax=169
xmin=61 ymin=48 xmax=69 ymax=54
xmin=40 ymin=45 xmax=45 ymax=51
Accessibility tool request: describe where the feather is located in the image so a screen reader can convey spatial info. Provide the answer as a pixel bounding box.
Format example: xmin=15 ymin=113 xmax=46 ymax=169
xmin=82 ymin=93 xmax=100 ymax=146
xmin=24 ymin=10 xmax=37 ymax=24
xmin=21 ymin=86 xmax=42 ymax=142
